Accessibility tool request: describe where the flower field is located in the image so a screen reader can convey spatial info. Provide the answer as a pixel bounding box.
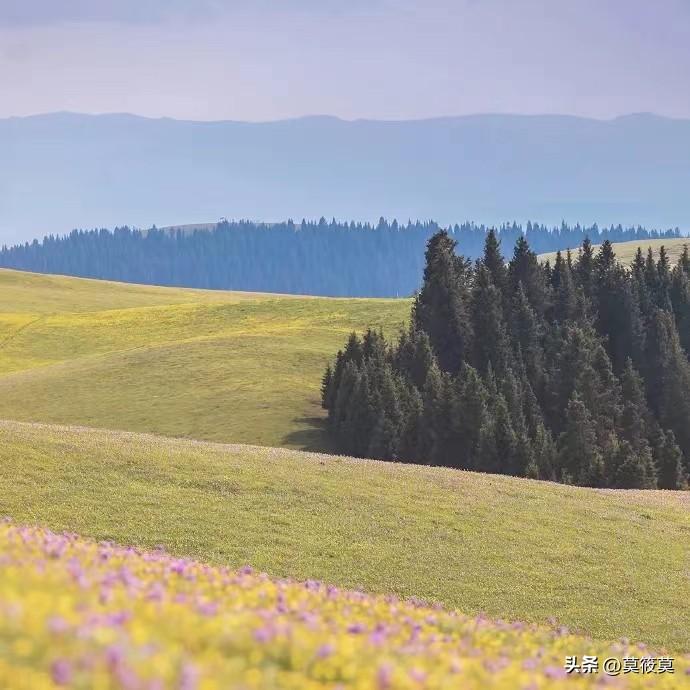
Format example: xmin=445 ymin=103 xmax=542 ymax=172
xmin=0 ymin=522 xmax=686 ymax=690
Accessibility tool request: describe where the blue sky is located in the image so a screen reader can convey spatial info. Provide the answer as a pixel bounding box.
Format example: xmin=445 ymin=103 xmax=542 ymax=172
xmin=1 ymin=0 xmax=689 ymax=121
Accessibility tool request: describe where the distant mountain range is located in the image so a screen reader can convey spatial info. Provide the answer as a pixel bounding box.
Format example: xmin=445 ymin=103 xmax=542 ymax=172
xmin=2 ymin=112 xmax=690 ymax=244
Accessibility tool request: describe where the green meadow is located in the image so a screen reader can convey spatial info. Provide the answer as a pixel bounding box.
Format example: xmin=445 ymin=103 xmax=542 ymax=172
xmin=0 ymin=420 xmax=687 ymax=651
xmin=0 ymin=268 xmax=408 ymax=450
xmin=1 ymin=262 xmax=689 ymax=655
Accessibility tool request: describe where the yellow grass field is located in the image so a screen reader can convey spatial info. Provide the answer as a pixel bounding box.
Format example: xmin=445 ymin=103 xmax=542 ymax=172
xmin=1 ymin=520 xmax=687 ymax=689
xmin=538 ymin=237 xmax=690 ymax=266
xmin=0 ymin=268 xmax=409 ymax=450
xmin=0 ymin=420 xmax=688 ymax=653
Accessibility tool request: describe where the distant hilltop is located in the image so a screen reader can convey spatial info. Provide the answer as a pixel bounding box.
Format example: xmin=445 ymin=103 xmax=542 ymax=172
xmin=2 ymin=111 xmax=690 ymax=244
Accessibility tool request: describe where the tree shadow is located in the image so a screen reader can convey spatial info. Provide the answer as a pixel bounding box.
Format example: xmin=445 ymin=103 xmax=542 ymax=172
xmin=281 ymin=416 xmax=336 ymax=453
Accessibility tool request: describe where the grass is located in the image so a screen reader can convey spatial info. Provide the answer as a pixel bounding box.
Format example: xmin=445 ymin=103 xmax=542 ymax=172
xmin=538 ymin=237 xmax=690 ymax=266
xmin=0 ymin=268 xmax=408 ymax=450
xmin=4 ymin=523 xmax=689 ymax=689
xmin=1 ymin=419 xmax=688 ymax=652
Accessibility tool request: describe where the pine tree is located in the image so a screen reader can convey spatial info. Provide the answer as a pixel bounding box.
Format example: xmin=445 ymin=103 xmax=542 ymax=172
xmin=321 ymin=364 xmax=332 ymax=409
xmin=331 ymin=361 xmax=361 ymax=450
xmin=510 ymin=284 xmax=544 ymax=394
xmin=551 ymin=255 xmax=579 ymax=323
xmin=670 ymin=264 xmax=690 ymax=353
xmin=421 ymin=361 xmax=447 ymax=463
xmin=343 ymin=332 xmax=364 ymax=366
xmin=557 ymin=393 xmax=605 ymax=486
xmin=413 ymin=231 xmax=472 ymax=374
xmin=471 ymin=265 xmax=511 ymax=376
xmin=645 ymin=309 xmax=690 ymax=468
xmin=398 ymin=382 xmax=425 ymax=463
xmin=656 ymin=246 xmax=673 ymax=311
xmin=574 ymin=238 xmax=595 ymax=300
xmin=449 ymin=364 xmax=489 ymax=470
xmin=531 ymin=422 xmax=557 ymax=481
xmin=394 ymin=324 xmax=437 ymax=391
xmin=482 ymin=228 xmax=508 ymax=296
xmin=366 ymin=363 xmax=403 ymax=460
xmin=324 ymin=230 xmax=690 ymax=489
xmin=509 ymin=236 xmax=548 ymax=316
xmin=611 ymin=440 xmax=656 ymax=489
xmin=679 ymin=244 xmax=690 ymax=275
xmin=618 ymin=359 xmax=651 ymax=450
xmin=347 ymin=364 xmax=376 ymax=457
xmin=654 ymin=429 xmax=688 ymax=490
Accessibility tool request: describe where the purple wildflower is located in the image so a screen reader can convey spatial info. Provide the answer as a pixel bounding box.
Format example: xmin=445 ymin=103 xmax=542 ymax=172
xmin=51 ymin=659 xmax=73 ymax=685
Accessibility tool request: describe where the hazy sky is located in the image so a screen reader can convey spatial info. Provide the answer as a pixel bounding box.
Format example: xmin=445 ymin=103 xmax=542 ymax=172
xmin=1 ymin=0 xmax=689 ymax=121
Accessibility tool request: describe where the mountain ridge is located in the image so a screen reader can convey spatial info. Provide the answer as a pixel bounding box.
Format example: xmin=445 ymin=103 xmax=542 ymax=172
xmin=3 ymin=111 xmax=690 ymax=244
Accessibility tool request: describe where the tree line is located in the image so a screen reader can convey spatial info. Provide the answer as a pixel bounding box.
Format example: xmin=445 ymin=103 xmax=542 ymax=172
xmin=0 ymin=219 xmax=682 ymax=297
xmin=322 ymin=231 xmax=690 ymax=489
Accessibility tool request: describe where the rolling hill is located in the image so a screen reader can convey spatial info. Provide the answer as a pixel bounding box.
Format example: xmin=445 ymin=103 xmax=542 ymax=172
xmin=538 ymin=237 xmax=690 ymax=265
xmin=0 ymin=268 xmax=408 ymax=450
xmin=3 ymin=112 xmax=690 ymax=245
xmin=0 ymin=420 xmax=688 ymax=652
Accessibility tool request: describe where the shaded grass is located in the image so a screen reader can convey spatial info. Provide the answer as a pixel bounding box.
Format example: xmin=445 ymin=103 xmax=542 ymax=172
xmin=1 ymin=420 xmax=688 ymax=651
xmin=0 ymin=269 xmax=408 ymax=450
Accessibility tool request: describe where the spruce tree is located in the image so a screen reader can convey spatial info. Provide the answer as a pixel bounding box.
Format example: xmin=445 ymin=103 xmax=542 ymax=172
xmin=510 ymin=284 xmax=544 ymax=393
xmin=645 ymin=308 xmax=690 ymax=468
xmin=482 ymin=228 xmax=508 ymax=296
xmin=449 ymin=364 xmax=489 ymax=470
xmin=552 ymin=256 xmax=579 ymax=323
xmin=557 ymin=393 xmax=605 ymax=486
xmin=509 ymin=236 xmax=548 ymax=316
xmin=471 ymin=265 xmax=512 ymax=376
xmin=321 ymin=364 xmax=333 ymax=409
xmin=574 ymin=238 xmax=595 ymax=300
xmin=670 ymin=264 xmax=690 ymax=353
xmin=654 ymin=429 xmax=688 ymax=490
xmin=611 ymin=441 xmax=656 ymax=489
xmin=413 ymin=231 xmax=472 ymax=374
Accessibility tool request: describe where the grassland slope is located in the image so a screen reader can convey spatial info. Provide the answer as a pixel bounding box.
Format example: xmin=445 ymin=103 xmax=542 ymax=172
xmin=1 ymin=420 xmax=688 ymax=651
xmin=538 ymin=237 xmax=689 ymax=265
xmin=0 ymin=268 xmax=408 ymax=449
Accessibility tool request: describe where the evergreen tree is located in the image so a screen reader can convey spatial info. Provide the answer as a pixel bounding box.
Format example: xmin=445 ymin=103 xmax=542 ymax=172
xmin=551 ymin=252 xmax=578 ymax=322
xmin=670 ymin=264 xmax=690 ymax=353
xmin=397 ymin=382 xmax=425 ymax=463
xmin=510 ymin=285 xmax=544 ymax=394
xmin=509 ymin=236 xmax=548 ymax=316
xmin=482 ymin=228 xmax=508 ymax=296
xmin=394 ymin=325 xmax=437 ymax=391
xmin=574 ymin=238 xmax=595 ymax=300
xmin=413 ymin=231 xmax=472 ymax=374
xmin=448 ymin=364 xmax=490 ymax=470
xmin=610 ymin=441 xmax=656 ymax=489
xmin=557 ymin=394 xmax=605 ymax=486
xmin=324 ymin=231 xmax=690 ymax=490
xmin=321 ymin=364 xmax=332 ymax=409
xmin=645 ymin=309 xmax=690 ymax=468
xmin=476 ymin=391 xmax=517 ymax=475
xmin=618 ymin=359 xmax=651 ymax=451
xmin=470 ymin=265 xmax=512 ymax=375
xmin=654 ymin=429 xmax=687 ymax=490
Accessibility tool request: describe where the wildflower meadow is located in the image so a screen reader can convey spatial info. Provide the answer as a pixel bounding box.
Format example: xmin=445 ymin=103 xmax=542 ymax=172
xmin=0 ymin=522 xmax=686 ymax=689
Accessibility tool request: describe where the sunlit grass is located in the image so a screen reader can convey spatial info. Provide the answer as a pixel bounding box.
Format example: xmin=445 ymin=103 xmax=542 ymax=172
xmin=1 ymin=522 xmax=687 ymax=689
xmin=538 ymin=237 xmax=689 ymax=266
xmin=1 ymin=420 xmax=688 ymax=652
xmin=0 ymin=269 xmax=408 ymax=450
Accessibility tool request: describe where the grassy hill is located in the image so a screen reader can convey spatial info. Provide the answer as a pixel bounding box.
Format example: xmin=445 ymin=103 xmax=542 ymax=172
xmin=538 ymin=236 xmax=689 ymax=265
xmin=0 ymin=419 xmax=687 ymax=651
xmin=0 ymin=268 xmax=408 ymax=450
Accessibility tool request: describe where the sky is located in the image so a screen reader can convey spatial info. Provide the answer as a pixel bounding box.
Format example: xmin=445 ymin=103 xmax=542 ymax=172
xmin=1 ymin=0 xmax=689 ymax=121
